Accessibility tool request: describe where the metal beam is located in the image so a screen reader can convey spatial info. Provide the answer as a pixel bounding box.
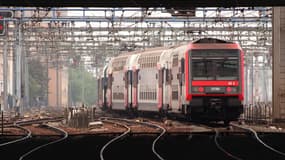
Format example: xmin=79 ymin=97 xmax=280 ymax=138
xmin=0 ymin=0 xmax=284 ymax=7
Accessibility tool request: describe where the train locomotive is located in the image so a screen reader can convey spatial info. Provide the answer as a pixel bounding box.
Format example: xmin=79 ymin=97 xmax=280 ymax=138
xmin=98 ymin=38 xmax=244 ymax=124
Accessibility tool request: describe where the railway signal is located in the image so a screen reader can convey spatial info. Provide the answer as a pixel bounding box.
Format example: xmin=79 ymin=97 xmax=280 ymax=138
xmin=0 ymin=11 xmax=13 ymax=36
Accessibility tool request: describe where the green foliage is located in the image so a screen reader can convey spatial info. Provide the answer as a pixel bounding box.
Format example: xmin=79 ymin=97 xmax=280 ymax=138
xmin=28 ymin=59 xmax=48 ymax=105
xmin=69 ymin=67 xmax=97 ymax=106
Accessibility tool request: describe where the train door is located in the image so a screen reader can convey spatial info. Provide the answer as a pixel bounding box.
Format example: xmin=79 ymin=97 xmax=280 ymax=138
xmin=170 ymin=54 xmax=180 ymax=112
xmin=124 ymin=70 xmax=133 ymax=109
xmin=132 ymin=70 xmax=138 ymax=110
xmin=102 ymin=67 xmax=108 ymax=109
xmin=124 ymin=71 xmax=129 ymax=109
xmin=158 ymin=68 xmax=164 ymax=111
xmin=179 ymin=58 xmax=186 ymax=114
xmin=164 ymin=68 xmax=171 ymax=111
xmin=97 ymin=78 xmax=102 ymax=107
xmin=107 ymin=74 xmax=113 ymax=109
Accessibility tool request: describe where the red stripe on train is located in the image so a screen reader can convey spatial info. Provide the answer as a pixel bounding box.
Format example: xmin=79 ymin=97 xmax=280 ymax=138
xmin=192 ymin=81 xmax=239 ymax=86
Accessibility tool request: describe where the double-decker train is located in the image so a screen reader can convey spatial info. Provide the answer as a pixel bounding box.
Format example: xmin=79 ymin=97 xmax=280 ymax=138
xmin=97 ymin=38 xmax=244 ymax=124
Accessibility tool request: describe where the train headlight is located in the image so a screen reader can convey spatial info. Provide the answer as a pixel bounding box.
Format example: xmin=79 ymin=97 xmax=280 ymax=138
xmin=226 ymin=87 xmax=232 ymax=92
xmin=227 ymin=87 xmax=238 ymax=93
xmin=192 ymin=87 xmax=204 ymax=93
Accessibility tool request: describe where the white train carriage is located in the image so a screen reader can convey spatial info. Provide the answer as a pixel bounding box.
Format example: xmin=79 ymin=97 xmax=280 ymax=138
xmin=135 ymin=48 xmax=165 ymax=111
xmin=108 ymin=54 xmax=130 ymax=110
xmin=98 ymin=38 xmax=244 ymax=123
xmin=97 ymin=65 xmax=108 ymax=109
xmin=100 ymin=45 xmax=190 ymax=114
xmin=161 ymin=45 xmax=188 ymax=113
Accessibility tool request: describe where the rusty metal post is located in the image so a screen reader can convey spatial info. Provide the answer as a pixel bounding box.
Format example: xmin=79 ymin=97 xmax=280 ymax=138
xmin=1 ymin=104 xmax=3 ymax=135
xmin=251 ymin=104 xmax=253 ymax=123
xmin=246 ymin=104 xmax=249 ymax=121
xmin=1 ymin=111 xmax=3 ymax=135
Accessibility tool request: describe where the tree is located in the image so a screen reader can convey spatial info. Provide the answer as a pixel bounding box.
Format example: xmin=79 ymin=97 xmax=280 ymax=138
xmin=28 ymin=58 xmax=48 ymax=106
xmin=69 ymin=67 xmax=97 ymax=106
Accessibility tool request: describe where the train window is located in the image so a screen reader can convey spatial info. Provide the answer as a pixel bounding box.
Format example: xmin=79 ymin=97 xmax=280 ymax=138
xmin=158 ymin=69 xmax=164 ymax=87
xmin=181 ymin=58 xmax=185 ymax=73
xmin=165 ymin=69 xmax=170 ymax=83
xmin=172 ymin=91 xmax=178 ymax=100
xmin=216 ymin=59 xmax=238 ymax=80
xmin=173 ymin=55 xmax=178 ymax=67
xmin=191 ymin=49 xmax=239 ymax=80
xmin=140 ymin=92 xmax=142 ymax=100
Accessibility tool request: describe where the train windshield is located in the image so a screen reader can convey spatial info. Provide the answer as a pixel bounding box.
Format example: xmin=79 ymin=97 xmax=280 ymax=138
xmin=190 ymin=49 xmax=239 ymax=80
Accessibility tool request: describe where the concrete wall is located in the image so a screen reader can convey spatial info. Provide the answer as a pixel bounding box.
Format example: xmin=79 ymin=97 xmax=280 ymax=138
xmin=48 ymin=67 xmax=68 ymax=107
xmin=273 ymin=7 xmax=285 ymax=121
xmin=0 ymin=47 xmax=15 ymax=110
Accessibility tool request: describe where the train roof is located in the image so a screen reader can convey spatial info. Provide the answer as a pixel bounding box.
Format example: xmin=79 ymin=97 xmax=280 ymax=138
xmin=118 ymin=46 xmax=169 ymax=56
xmin=193 ymin=38 xmax=234 ymax=44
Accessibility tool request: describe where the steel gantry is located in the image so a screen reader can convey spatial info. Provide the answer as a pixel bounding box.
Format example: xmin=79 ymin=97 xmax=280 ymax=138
xmin=0 ymin=7 xmax=273 ymax=111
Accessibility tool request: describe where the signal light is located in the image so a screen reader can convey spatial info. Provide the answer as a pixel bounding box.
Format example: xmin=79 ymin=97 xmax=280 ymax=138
xmin=0 ymin=11 xmax=13 ymax=36
xmin=0 ymin=16 xmax=4 ymax=36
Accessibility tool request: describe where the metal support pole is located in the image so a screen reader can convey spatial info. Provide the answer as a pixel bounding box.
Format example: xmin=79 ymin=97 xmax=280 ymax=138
xmin=24 ymin=48 xmax=29 ymax=108
xmin=81 ymin=66 xmax=85 ymax=103
xmin=251 ymin=54 xmax=254 ymax=105
xmin=3 ymin=31 xmax=8 ymax=111
xmin=15 ymin=19 xmax=22 ymax=115
xmin=45 ymin=47 xmax=49 ymax=107
xmin=56 ymin=51 xmax=59 ymax=108
xmin=69 ymin=68 xmax=72 ymax=107
xmin=1 ymin=109 xmax=3 ymax=135
xmin=245 ymin=55 xmax=248 ymax=105
xmin=1 ymin=104 xmax=3 ymax=135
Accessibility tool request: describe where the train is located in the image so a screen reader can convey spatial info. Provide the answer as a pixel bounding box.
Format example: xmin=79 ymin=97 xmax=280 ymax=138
xmin=97 ymin=38 xmax=244 ymax=124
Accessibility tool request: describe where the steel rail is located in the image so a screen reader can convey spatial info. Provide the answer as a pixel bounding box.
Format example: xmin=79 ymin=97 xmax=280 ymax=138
xmin=100 ymin=117 xmax=166 ymax=160
xmin=99 ymin=118 xmax=131 ymax=160
xmin=231 ymin=123 xmax=285 ymax=157
xmin=148 ymin=121 xmax=166 ymax=160
xmin=18 ymin=124 xmax=68 ymax=160
xmin=214 ymin=128 xmax=243 ymax=160
xmin=0 ymin=123 xmax=32 ymax=147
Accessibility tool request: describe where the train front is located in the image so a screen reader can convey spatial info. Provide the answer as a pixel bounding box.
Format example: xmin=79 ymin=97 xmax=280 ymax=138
xmin=185 ymin=38 xmax=244 ymax=123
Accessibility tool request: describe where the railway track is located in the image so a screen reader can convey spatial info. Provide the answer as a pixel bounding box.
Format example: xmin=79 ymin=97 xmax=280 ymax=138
xmin=99 ymin=117 xmax=166 ymax=160
xmin=3 ymin=117 xmax=64 ymax=127
xmin=0 ymin=123 xmax=32 ymax=147
xmin=191 ymin=123 xmax=243 ymax=160
xmin=208 ymin=123 xmax=285 ymax=160
xmin=99 ymin=118 xmax=131 ymax=160
xmin=231 ymin=123 xmax=285 ymax=157
xmin=213 ymin=128 xmax=243 ymax=160
xmin=18 ymin=124 xmax=68 ymax=160
xmin=0 ymin=116 xmax=64 ymax=152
